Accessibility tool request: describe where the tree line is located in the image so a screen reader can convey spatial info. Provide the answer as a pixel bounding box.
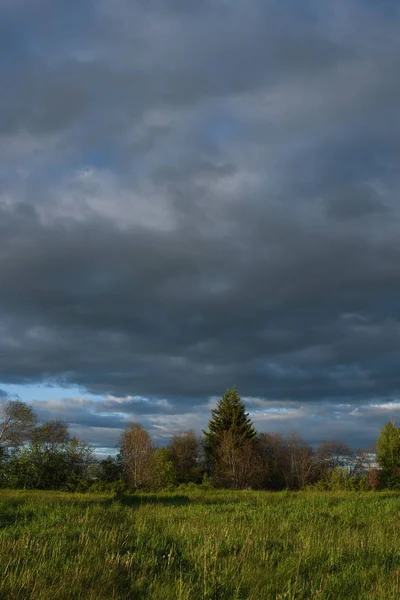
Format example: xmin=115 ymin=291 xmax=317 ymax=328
xmin=0 ymin=388 xmax=399 ymax=492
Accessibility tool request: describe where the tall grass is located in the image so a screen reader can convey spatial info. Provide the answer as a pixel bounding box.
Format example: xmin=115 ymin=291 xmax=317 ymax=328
xmin=1 ymin=488 xmax=400 ymax=599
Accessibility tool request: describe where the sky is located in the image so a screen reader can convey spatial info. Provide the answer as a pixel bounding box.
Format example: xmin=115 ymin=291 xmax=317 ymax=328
xmin=1 ymin=0 xmax=400 ymax=453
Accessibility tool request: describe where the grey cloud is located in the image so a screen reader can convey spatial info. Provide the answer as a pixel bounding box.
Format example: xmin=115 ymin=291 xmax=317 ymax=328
xmin=0 ymin=0 xmax=358 ymax=140
xmin=325 ymin=185 xmax=387 ymax=220
xmin=1 ymin=187 xmax=400 ymax=406
xmin=27 ymin=394 xmax=400 ymax=450
xmin=1 ymin=0 xmax=400 ymax=447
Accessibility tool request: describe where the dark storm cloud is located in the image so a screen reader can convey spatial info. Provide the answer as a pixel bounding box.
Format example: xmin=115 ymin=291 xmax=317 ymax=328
xmin=1 ymin=0 xmax=400 ymax=447
xmin=0 ymin=0 xmax=354 ymax=139
xmin=325 ymin=185 xmax=387 ymax=220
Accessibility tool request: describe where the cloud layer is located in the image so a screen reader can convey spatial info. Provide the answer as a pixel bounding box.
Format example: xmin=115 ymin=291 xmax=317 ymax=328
xmin=1 ymin=0 xmax=400 ymax=449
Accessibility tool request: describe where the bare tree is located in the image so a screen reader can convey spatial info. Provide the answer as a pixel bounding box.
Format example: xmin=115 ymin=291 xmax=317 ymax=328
xmin=0 ymin=399 xmax=37 ymax=447
xmin=317 ymin=440 xmax=351 ymax=472
xmin=284 ymin=432 xmax=316 ymax=489
xmin=120 ymin=423 xmax=153 ymax=489
xmin=257 ymin=432 xmax=317 ymax=489
xmin=214 ymin=431 xmax=261 ymax=489
xmin=349 ymin=446 xmax=376 ymax=477
xmin=257 ymin=433 xmax=287 ymax=489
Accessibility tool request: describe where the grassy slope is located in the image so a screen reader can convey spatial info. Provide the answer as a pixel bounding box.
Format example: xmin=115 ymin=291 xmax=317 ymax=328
xmin=1 ymin=489 xmax=400 ymax=599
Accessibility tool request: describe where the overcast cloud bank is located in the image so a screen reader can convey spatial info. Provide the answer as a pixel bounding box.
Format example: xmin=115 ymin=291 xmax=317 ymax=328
xmin=1 ymin=0 xmax=400 ymax=451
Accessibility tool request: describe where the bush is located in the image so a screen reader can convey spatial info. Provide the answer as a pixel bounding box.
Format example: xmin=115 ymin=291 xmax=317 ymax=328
xmin=201 ymin=473 xmax=214 ymax=489
xmin=312 ymin=469 xmax=370 ymax=492
xmin=367 ymin=469 xmax=382 ymax=490
xmin=146 ymin=449 xmax=177 ymax=491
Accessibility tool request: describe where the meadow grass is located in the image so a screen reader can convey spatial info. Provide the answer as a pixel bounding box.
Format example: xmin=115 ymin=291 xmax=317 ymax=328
xmin=1 ymin=488 xmax=400 ymax=599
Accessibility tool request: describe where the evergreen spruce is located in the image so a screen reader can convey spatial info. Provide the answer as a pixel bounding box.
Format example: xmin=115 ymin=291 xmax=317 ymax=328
xmin=203 ymin=386 xmax=256 ymax=464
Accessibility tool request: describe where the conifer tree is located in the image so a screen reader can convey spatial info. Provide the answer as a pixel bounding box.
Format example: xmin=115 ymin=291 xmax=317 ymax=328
xmin=203 ymin=386 xmax=256 ymax=466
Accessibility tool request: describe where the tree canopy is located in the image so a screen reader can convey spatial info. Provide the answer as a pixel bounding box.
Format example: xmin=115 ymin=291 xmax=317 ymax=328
xmin=203 ymin=386 xmax=256 ymax=462
xmin=376 ymin=420 xmax=400 ymax=488
xmin=0 ymin=399 xmax=37 ymax=447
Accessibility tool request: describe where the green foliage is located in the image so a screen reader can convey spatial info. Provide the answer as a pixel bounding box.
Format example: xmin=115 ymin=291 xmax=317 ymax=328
xmin=203 ymin=386 xmax=256 ymax=463
xmin=202 ymin=388 xmax=258 ymax=488
xmin=200 ymin=472 xmax=214 ymax=489
xmin=147 ymin=449 xmax=177 ymax=491
xmin=358 ymin=474 xmax=372 ymax=491
xmin=3 ymin=437 xmax=94 ymax=491
xmin=94 ymin=455 xmax=123 ymax=483
xmin=0 ymin=446 xmax=9 ymax=487
xmin=32 ymin=420 xmax=70 ymax=447
xmin=87 ymin=479 xmax=127 ymax=494
xmin=0 ymin=402 xmax=384 ymax=496
xmin=376 ymin=421 xmax=400 ymax=488
xmin=167 ymin=430 xmax=203 ymax=484
xmin=0 ymin=399 xmax=37 ymax=446
xmin=312 ymin=468 xmax=370 ymax=492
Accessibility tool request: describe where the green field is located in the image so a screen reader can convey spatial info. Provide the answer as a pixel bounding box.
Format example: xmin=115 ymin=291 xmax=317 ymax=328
xmin=1 ymin=489 xmax=400 ymax=599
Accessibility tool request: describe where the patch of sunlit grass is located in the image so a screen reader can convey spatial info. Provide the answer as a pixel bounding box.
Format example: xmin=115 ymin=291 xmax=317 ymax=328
xmin=1 ymin=488 xmax=400 ymax=599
